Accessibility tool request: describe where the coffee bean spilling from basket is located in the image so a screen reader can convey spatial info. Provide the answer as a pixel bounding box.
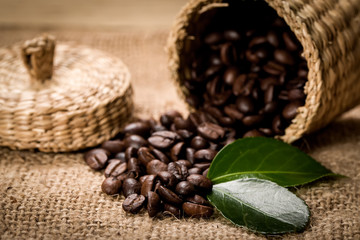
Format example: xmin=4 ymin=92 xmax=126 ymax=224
xmin=84 ymin=110 xmax=238 ymax=218
xmin=183 ymin=15 xmax=308 ymax=137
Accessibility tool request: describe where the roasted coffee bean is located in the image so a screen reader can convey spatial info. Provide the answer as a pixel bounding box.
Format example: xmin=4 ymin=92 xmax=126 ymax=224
xmin=187 ymin=174 xmax=212 ymax=191
xmin=204 ymin=32 xmax=223 ymax=45
xmin=123 ymin=121 xmax=151 ymax=136
xmin=288 ymin=88 xmax=305 ymax=100
xmin=264 ymin=84 xmax=275 ymax=103
xmin=125 ymin=146 xmax=138 ymax=161
xmin=260 ymin=77 xmax=279 ymax=91
xmin=259 ymin=128 xmax=273 ymax=136
xmin=274 ymin=49 xmax=295 ymax=65
xmin=127 ymin=157 xmax=141 ymax=177
xmin=267 ymin=30 xmax=279 ymax=47
xmin=122 ymin=193 xmax=145 ymax=214
xmin=223 ymin=67 xmax=239 ymax=85
xmin=147 ymin=191 xmax=162 ymax=217
xmin=263 ymin=101 xmax=278 ymax=114
xmin=114 ymin=152 xmax=126 ymax=162
xmin=176 ymin=160 xmax=192 ymax=169
xmin=197 ymin=122 xmax=225 ymax=141
xmin=174 ymin=117 xmax=190 ymax=130
xmin=146 ymin=160 xmax=168 ymax=175
xmin=151 ymin=148 xmax=170 ymax=164
xmin=202 ymin=168 xmax=209 ymax=177
xmin=84 ymin=148 xmax=110 ymax=170
xmin=191 ymin=136 xmax=209 ymax=150
xmin=272 ymin=115 xmax=285 ymax=134
xmin=160 ymin=110 xmax=182 ymax=128
xmin=176 ymin=129 xmax=193 ymax=140
xmin=282 ymin=101 xmax=302 ymax=120
xmin=182 ymin=202 xmax=213 ymax=218
xmin=224 ymin=29 xmax=241 ymax=41
xmin=101 ymin=140 xmax=125 ymax=154
xmin=188 ymin=112 xmax=203 ymax=128
xmin=242 ymin=115 xmax=264 ymax=127
xmin=156 ymin=171 xmax=178 ymax=188
xmin=139 ymin=175 xmax=150 ymax=185
xmin=170 ymin=142 xmax=185 ymax=161
xmin=163 ymin=203 xmax=182 ymax=218
xmin=101 ymin=177 xmax=122 ymax=195
xmin=141 ymin=174 xmax=156 ymax=197
xmin=122 ymin=178 xmax=141 ymax=197
xmin=224 ymin=105 xmax=244 ymax=120
xmin=232 ymin=74 xmax=247 ymax=96
xmin=186 ymin=194 xmax=209 ymax=206
xmin=243 ymin=129 xmax=264 ymax=137
xmin=138 ymin=147 xmax=155 ymax=166
xmin=186 ymin=148 xmax=196 ymax=165
xmin=193 ymin=162 xmax=211 ymax=171
xmin=283 ymin=32 xmax=298 ymax=51
xmin=104 ymin=160 xmax=127 ymax=178
xmin=194 ymin=149 xmax=217 ymax=162
xmin=176 ymin=181 xmax=195 ymax=196
xmin=263 ymin=61 xmax=285 ymax=75
xmin=168 ymin=162 xmax=188 ymax=181
xmin=157 ymin=185 xmax=183 ymax=205
xmin=124 ymin=134 xmax=147 ymax=150
xmin=220 ymin=42 xmax=236 ymax=65
xmin=188 ymin=167 xmax=203 ymax=175
xmin=249 ymin=36 xmax=267 ymax=48
xmin=236 ymin=96 xmax=255 ymax=114
xmin=148 ymin=131 xmax=180 ymax=149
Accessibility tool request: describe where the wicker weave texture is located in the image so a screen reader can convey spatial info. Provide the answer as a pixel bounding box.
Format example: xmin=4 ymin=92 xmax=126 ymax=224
xmin=167 ymin=0 xmax=360 ymax=143
xmin=0 ymin=43 xmax=133 ymax=152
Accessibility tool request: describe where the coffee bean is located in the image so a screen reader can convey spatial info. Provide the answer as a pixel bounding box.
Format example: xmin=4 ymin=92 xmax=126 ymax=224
xmin=272 ymin=115 xmax=285 ymax=134
xmin=188 ymin=167 xmax=203 ymax=175
xmin=186 ymin=194 xmax=210 ymax=206
xmin=114 ymin=152 xmax=126 ymax=162
xmin=174 ymin=117 xmax=190 ymax=130
xmin=176 ymin=160 xmax=192 ymax=169
xmin=187 ymin=174 xmax=212 ymax=191
xmin=249 ymin=36 xmax=267 ymax=48
xmin=274 ymin=49 xmax=295 ymax=65
xmin=197 ymin=122 xmax=225 ymax=141
xmin=156 ymin=171 xmax=178 ymax=188
xmin=242 ymin=115 xmax=264 ymax=127
xmin=127 ymin=157 xmax=141 ymax=178
xmin=282 ymin=101 xmax=302 ymax=120
xmin=101 ymin=177 xmax=122 ymax=195
xmin=193 ymin=162 xmax=211 ymax=171
xmin=101 ymin=140 xmax=125 ymax=154
xmin=263 ymin=101 xmax=278 ymax=114
xmin=194 ymin=149 xmax=217 ymax=162
xmin=123 ymin=121 xmax=151 ymax=136
xmin=243 ymin=129 xmax=264 ymax=137
xmin=138 ymin=147 xmax=155 ymax=166
xmin=141 ymin=174 xmax=156 ymax=197
xmin=125 ymin=146 xmax=138 ymax=161
xmin=176 ymin=181 xmax=195 ymax=196
xmin=147 ymin=191 xmax=162 ymax=217
xmin=176 ymin=129 xmax=193 ymax=140
xmin=191 ymin=136 xmax=209 ymax=150
xmin=168 ymin=162 xmax=188 ymax=181
xmin=124 ymin=135 xmax=147 ymax=150
xmin=147 ymin=160 xmax=168 ymax=175
xmin=267 ymin=30 xmax=279 ymax=47
xmin=224 ymin=29 xmax=241 ymax=41
xmin=259 ymin=128 xmax=273 ymax=136
xmin=263 ymin=61 xmax=285 ymax=75
xmin=220 ymin=42 xmax=236 ymax=65
xmin=170 ymin=142 xmax=185 ymax=161
xmin=223 ymin=67 xmax=239 ymax=85
xmin=122 ymin=178 xmax=141 ymax=197
xmin=264 ymin=84 xmax=275 ymax=103
xmin=283 ymin=32 xmax=298 ymax=51
xmin=84 ymin=148 xmax=110 ymax=170
xmin=122 ymin=193 xmax=145 ymax=214
xmin=157 ymin=185 xmax=183 ymax=205
xmin=288 ymin=88 xmax=305 ymax=100
xmin=204 ymin=32 xmax=223 ymax=45
xmin=182 ymin=202 xmax=213 ymax=218
xmin=104 ymin=160 xmax=127 ymax=178
xmin=224 ymin=105 xmax=244 ymax=120
xmin=236 ymin=96 xmax=255 ymax=114
xmin=186 ymin=148 xmax=196 ymax=165
xmin=148 ymin=131 xmax=180 ymax=149
xmin=202 ymin=168 xmax=209 ymax=177
xmin=163 ymin=203 xmax=182 ymax=218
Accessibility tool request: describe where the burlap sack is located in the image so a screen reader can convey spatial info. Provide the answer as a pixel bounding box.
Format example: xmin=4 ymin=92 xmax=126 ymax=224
xmin=167 ymin=0 xmax=360 ymax=143
xmin=0 ymin=28 xmax=359 ymax=240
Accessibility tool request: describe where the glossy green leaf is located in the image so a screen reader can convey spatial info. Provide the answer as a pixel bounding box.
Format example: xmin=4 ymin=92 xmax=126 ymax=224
xmin=207 ymin=137 xmax=337 ymax=187
xmin=208 ymin=178 xmax=310 ymax=234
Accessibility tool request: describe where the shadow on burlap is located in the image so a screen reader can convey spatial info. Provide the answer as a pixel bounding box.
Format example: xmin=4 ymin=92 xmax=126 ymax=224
xmin=0 ymin=27 xmax=359 ymax=240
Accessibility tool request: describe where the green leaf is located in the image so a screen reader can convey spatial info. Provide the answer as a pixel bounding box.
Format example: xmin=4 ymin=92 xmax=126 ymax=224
xmin=207 ymin=178 xmax=310 ymax=234
xmin=207 ymin=137 xmax=337 ymax=187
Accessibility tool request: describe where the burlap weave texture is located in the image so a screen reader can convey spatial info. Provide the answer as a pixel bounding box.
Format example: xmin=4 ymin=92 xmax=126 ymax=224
xmin=0 ymin=28 xmax=359 ymax=240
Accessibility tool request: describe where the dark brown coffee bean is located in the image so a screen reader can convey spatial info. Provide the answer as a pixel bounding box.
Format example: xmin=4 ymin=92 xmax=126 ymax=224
xmin=220 ymin=42 xmax=236 ymax=65
xmin=122 ymin=193 xmax=145 ymax=214
xmin=263 ymin=101 xmax=278 ymax=114
xmin=104 ymin=160 xmax=127 ymax=178
xmin=242 ymin=115 xmax=264 ymax=127
xmin=272 ymin=115 xmax=285 ymax=135
xmin=209 ymin=54 xmax=222 ymax=66
xmin=298 ymin=68 xmax=308 ymax=78
xmin=263 ymin=61 xmax=285 ymax=75
xmin=127 ymin=157 xmax=141 ymax=178
xmin=174 ymin=117 xmax=190 ymax=130
xmin=191 ymin=136 xmax=209 ymax=150
xmin=202 ymin=168 xmax=209 ymax=177
xmin=278 ymin=90 xmax=289 ymax=100
xmin=188 ymin=112 xmax=203 ymax=128
xmin=151 ymin=148 xmax=170 ymax=164
xmin=156 ymin=171 xmax=178 ymax=188
xmin=204 ymin=32 xmax=223 ymax=45
xmin=223 ymin=67 xmax=239 ymax=85
xmin=243 ymin=129 xmax=264 ymax=138
xmin=245 ymin=49 xmax=259 ymax=64
xmin=274 ymin=49 xmax=295 ymax=65
xmin=146 ymin=160 xmax=168 ymax=175
xmin=176 ymin=129 xmax=193 ymax=140
xmin=236 ymin=96 xmax=255 ymax=114
xmin=193 ymin=162 xmax=211 ymax=171
xmin=176 ymin=160 xmax=192 ymax=169
xmin=288 ymin=88 xmax=305 ymax=100
xmin=176 ymin=181 xmax=195 ymax=196
xmin=283 ymin=32 xmax=298 ymax=51
xmin=187 ymin=174 xmax=212 ymax=191
xmin=197 ymin=122 xmax=225 ymax=141
xmin=267 ymin=30 xmax=279 ymax=47
xmin=168 ymin=162 xmax=188 ymax=181
xmin=101 ymin=140 xmax=125 ymax=154
xmin=160 ymin=110 xmax=182 ymax=128
xmin=137 ymin=147 xmax=155 ymax=166
xmin=241 ymin=78 xmax=255 ymax=96
xmin=182 ymin=202 xmax=213 ymax=218
xmin=101 ymin=177 xmax=122 ymax=195
xmin=188 ymin=167 xmax=203 ymax=175
xmin=186 ymin=148 xmax=196 ymax=165
xmin=203 ymin=105 xmax=223 ymax=122
xmin=282 ymin=101 xmax=302 ymax=120
xmin=259 ymin=128 xmax=273 ymax=136
xmin=163 ymin=203 xmax=181 ymax=218
xmin=186 ymin=194 xmax=209 ymax=206
xmin=232 ymin=74 xmax=246 ymax=96
xmin=139 ymin=175 xmax=150 ymax=185
xmin=148 ymin=131 xmax=179 ymax=149
xmin=122 ymin=178 xmax=141 ymax=197
xmin=224 ymin=105 xmax=244 ymax=120
xmin=147 ymin=191 xmax=162 ymax=217
xmin=254 ymin=47 xmax=269 ymax=60
xmin=224 ymin=29 xmax=241 ymax=41
xmin=170 ymin=142 xmax=185 ymax=161
xmin=260 ymin=77 xmax=279 ymax=91
xmin=157 ymin=185 xmax=183 ymax=205
xmin=123 ymin=121 xmax=151 ymax=136
xmin=141 ymin=174 xmax=156 ymax=197
xmin=125 ymin=146 xmax=138 ymax=161
xmin=194 ymin=149 xmax=217 ymax=162
xmin=264 ymin=84 xmax=275 ymax=103
xmin=124 ymin=134 xmax=147 ymax=150
xmin=286 ymin=78 xmax=306 ymax=90
xmin=84 ymin=148 xmax=110 ymax=170
xmin=249 ymin=36 xmax=267 ymax=48
xmin=114 ymin=152 xmax=126 ymax=162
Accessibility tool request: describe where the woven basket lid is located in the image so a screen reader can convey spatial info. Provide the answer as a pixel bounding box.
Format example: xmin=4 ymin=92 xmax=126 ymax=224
xmin=0 ymin=34 xmax=133 ymax=152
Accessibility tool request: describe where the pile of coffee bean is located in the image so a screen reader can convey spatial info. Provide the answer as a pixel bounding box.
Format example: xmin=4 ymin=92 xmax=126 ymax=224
xmin=84 ymin=109 xmax=242 ymax=218
xmin=183 ymin=14 xmax=308 ymax=137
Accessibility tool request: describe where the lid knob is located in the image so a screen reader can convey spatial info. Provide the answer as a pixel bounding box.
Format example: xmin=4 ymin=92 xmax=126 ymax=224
xmin=21 ymin=34 xmax=56 ymax=83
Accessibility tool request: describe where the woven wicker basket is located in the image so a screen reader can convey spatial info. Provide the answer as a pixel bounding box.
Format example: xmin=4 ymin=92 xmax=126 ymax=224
xmin=0 ymin=35 xmax=133 ymax=152
xmin=167 ymin=0 xmax=360 ymax=143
